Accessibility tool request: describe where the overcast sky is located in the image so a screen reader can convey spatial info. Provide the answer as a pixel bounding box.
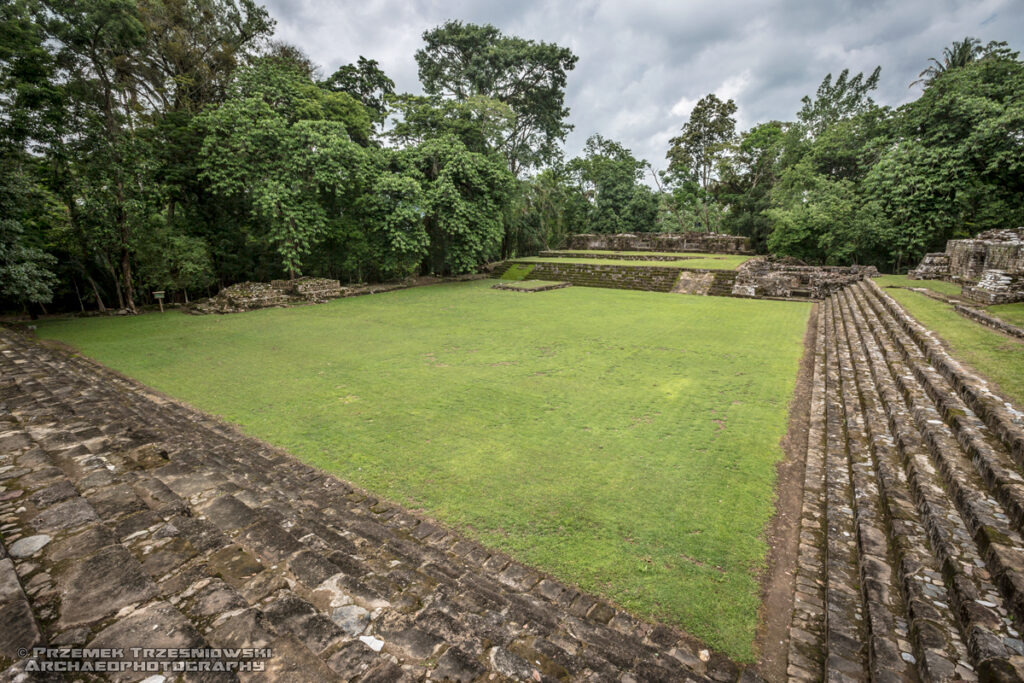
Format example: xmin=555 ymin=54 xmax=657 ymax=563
xmin=263 ymin=0 xmax=1024 ymax=174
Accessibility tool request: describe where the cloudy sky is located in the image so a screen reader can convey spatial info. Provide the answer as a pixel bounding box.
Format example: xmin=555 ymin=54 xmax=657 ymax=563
xmin=263 ymin=0 xmax=1024 ymax=173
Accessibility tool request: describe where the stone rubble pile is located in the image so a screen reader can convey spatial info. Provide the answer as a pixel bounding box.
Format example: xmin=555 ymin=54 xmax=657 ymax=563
xmin=188 ymin=277 xmax=342 ymax=314
xmin=732 ymin=257 xmax=877 ymax=299
xmin=962 ymin=270 xmax=1024 ymax=305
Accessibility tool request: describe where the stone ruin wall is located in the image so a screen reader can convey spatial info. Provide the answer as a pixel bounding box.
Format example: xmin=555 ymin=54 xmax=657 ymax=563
xmin=523 ymin=262 xmax=685 ymax=292
xmin=732 ymin=257 xmax=877 ymax=299
xmin=908 ymin=227 xmax=1024 ymax=304
xmin=910 ymin=227 xmax=1024 ymax=282
xmin=562 ymin=232 xmax=752 ymax=254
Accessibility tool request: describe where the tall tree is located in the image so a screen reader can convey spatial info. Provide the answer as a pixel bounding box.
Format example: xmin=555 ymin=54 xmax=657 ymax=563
xmin=869 ymin=52 xmax=1024 ymax=268
xmin=911 ymin=37 xmax=1016 ymax=88
xmin=198 ymin=58 xmax=372 ymax=279
xmin=567 ymin=135 xmax=658 ymax=234
xmin=666 ymin=94 xmax=737 ymax=232
xmin=45 ymin=0 xmax=151 ymax=312
xmin=718 ymin=121 xmax=789 ymax=252
xmin=797 ymin=67 xmax=880 ymax=138
xmin=415 ymin=20 xmax=577 ymax=176
xmin=321 ymin=56 xmax=394 ymax=133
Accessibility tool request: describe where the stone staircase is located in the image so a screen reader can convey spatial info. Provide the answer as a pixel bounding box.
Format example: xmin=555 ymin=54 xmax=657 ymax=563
xmin=707 ymin=272 xmax=738 ymax=297
xmin=0 ymin=329 xmax=753 ymax=682
xmin=789 ymin=279 xmax=1024 ymax=681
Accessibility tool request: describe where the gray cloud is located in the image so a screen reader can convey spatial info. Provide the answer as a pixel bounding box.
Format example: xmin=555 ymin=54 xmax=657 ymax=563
xmin=263 ymin=0 xmax=1024 ymax=173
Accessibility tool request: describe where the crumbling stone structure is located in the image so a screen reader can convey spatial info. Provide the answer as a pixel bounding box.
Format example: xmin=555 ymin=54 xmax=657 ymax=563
xmin=961 ymin=269 xmax=1024 ymax=305
xmin=906 ymin=252 xmax=950 ymax=280
xmin=908 ymin=227 xmax=1024 ymax=304
xmin=188 ymin=277 xmax=342 ymax=314
xmin=732 ymin=257 xmax=877 ymax=299
xmin=562 ymin=232 xmax=752 ymax=254
xmin=946 ymin=228 xmax=1024 ymax=282
xmin=910 ymin=227 xmax=1024 ymax=281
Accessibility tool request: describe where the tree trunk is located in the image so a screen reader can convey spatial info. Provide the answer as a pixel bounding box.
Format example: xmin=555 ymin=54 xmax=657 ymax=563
xmin=116 ymin=179 xmax=137 ymax=314
xmin=120 ymin=245 xmax=136 ymax=313
xmin=86 ymin=274 xmax=108 ymax=313
xmin=72 ymin=278 xmax=85 ymax=313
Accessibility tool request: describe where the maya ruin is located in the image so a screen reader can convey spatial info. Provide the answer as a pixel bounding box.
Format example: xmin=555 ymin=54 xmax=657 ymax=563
xmin=2 ymin=5 xmax=1024 ymax=683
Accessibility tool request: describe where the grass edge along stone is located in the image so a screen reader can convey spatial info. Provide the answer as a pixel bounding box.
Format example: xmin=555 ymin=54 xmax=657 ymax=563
xmin=873 ymin=275 xmax=1024 ymax=406
xmin=36 ymin=280 xmax=811 ymax=660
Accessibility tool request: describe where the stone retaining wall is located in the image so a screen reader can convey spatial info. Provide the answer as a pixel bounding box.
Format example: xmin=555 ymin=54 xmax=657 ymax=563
xmin=538 ymin=250 xmax=691 ymax=261
xmin=523 ymin=262 xmax=685 ymax=292
xmin=562 ymin=232 xmax=752 ymax=254
xmin=953 ymin=303 xmax=1024 ymax=339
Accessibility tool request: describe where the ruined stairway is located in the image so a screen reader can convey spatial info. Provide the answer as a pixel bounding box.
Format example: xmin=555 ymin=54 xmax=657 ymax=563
xmin=0 ymin=329 xmax=757 ymax=682
xmin=788 ymin=280 xmax=1024 ymax=682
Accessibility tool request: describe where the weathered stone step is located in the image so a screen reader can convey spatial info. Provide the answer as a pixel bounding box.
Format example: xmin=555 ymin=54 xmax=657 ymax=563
xmin=834 ymin=288 xmax=972 ymax=678
xmin=827 ymin=297 xmax=917 ymax=680
xmin=786 ymin=303 xmax=828 ymax=682
xmin=841 ymin=285 xmax=1024 ymax=678
xmin=865 ymin=279 xmax=1024 ymax=467
xmin=855 ymin=282 xmax=1024 ymax=536
xmin=820 ymin=298 xmax=871 ymax=679
xmin=852 ymin=285 xmax=1024 ymax=636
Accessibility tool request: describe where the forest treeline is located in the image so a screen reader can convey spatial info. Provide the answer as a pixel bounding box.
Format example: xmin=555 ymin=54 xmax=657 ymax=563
xmin=1 ymin=0 xmax=1022 ymax=313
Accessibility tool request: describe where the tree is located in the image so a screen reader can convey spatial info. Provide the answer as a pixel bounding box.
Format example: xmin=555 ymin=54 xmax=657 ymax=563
xmin=415 ymin=20 xmax=577 ymax=176
xmin=396 ymin=136 xmax=513 ymax=275
xmin=198 ymin=58 xmax=372 ymax=279
xmin=135 ymin=0 xmax=273 ymax=113
xmin=797 ymin=67 xmax=881 ymax=138
xmin=0 ymin=164 xmax=59 ymax=310
xmin=911 ymin=37 xmax=1017 ymax=88
xmin=868 ymin=54 xmax=1024 ymax=268
xmin=44 ymin=0 xmax=151 ymax=312
xmin=666 ymin=94 xmax=737 ymax=232
xmin=321 ymin=56 xmax=395 ymax=131
xmin=388 ymin=93 xmax=514 ymax=156
xmin=718 ymin=121 xmax=789 ymax=252
xmin=567 ymin=135 xmax=657 ymax=234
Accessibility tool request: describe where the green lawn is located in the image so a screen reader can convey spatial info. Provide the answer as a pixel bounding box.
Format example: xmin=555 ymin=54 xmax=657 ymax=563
xmin=37 ymin=280 xmax=809 ymax=660
xmin=514 ymin=254 xmax=752 ymax=270
xmin=873 ymin=273 xmax=963 ymax=297
xmin=878 ymin=281 xmax=1024 ymax=406
xmin=989 ymin=303 xmax=1024 ymax=328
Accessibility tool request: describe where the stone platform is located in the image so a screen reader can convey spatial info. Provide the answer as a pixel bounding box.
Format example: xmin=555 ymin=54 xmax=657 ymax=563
xmin=0 ymin=329 xmax=751 ymax=682
xmin=562 ymin=233 xmax=752 ymax=255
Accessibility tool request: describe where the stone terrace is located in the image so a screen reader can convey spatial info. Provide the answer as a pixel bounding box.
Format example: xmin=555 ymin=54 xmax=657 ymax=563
xmin=790 ymin=279 xmax=1024 ymax=681
xmin=0 ymin=328 xmax=755 ymax=682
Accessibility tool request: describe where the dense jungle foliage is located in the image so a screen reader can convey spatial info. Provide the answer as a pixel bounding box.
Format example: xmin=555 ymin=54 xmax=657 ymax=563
xmin=1 ymin=0 xmax=1021 ymax=312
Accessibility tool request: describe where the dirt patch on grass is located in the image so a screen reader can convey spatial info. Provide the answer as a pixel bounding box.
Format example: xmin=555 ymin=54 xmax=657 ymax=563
xmin=754 ymin=302 xmax=816 ymax=681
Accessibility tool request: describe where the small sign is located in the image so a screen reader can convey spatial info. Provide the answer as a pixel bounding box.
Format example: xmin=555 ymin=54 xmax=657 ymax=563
xmin=153 ymin=291 xmax=165 ymax=299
